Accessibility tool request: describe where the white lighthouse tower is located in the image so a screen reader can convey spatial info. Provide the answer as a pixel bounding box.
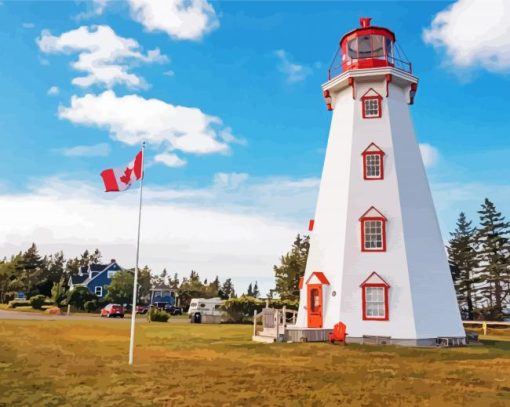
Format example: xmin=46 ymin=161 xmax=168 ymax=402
xmin=295 ymin=18 xmax=465 ymax=346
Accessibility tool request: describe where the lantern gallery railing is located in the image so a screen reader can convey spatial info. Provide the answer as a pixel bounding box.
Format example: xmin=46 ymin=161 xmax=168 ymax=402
xmin=327 ymin=47 xmax=413 ymax=80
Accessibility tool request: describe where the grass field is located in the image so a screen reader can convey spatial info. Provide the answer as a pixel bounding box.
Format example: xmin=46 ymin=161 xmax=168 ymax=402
xmin=0 ymin=320 xmax=509 ymax=407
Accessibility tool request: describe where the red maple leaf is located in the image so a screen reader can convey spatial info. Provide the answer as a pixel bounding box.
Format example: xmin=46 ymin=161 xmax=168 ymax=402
xmin=119 ymin=167 xmax=133 ymax=185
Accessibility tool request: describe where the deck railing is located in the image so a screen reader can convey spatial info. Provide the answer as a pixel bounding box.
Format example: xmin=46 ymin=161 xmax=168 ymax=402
xmin=253 ymin=307 xmax=298 ymax=339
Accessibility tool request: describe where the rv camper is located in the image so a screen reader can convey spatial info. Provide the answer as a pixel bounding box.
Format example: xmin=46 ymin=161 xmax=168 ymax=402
xmin=188 ymin=297 xmax=225 ymax=324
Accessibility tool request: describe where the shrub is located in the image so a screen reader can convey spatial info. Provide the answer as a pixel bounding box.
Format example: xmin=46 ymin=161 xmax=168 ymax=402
xmin=84 ymin=300 xmax=99 ymax=313
xmin=223 ymin=296 xmax=265 ymax=323
xmin=67 ymin=287 xmax=97 ymax=310
xmin=8 ymin=300 xmax=30 ymax=308
xmin=149 ymin=309 xmax=170 ymax=322
xmin=30 ymin=295 xmax=47 ymax=310
xmin=222 ymin=296 xmax=300 ymax=323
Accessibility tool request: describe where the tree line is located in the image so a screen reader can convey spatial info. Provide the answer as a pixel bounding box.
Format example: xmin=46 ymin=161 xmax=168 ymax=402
xmin=0 ymin=246 xmax=237 ymax=310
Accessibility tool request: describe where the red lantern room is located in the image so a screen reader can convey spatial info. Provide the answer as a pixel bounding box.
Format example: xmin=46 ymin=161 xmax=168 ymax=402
xmin=328 ymin=18 xmax=412 ymax=80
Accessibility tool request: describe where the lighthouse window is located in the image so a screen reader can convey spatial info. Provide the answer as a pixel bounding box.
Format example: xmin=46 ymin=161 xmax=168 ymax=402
xmin=364 ymin=98 xmax=380 ymax=117
xmin=364 ymin=153 xmax=382 ymax=179
xmin=364 ymin=286 xmax=387 ymax=319
xmin=362 ymin=220 xmax=385 ymax=251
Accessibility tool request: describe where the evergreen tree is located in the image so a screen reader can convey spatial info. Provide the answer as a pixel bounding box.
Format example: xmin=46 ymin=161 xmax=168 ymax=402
xmin=169 ymin=273 xmax=180 ymax=289
xmin=273 ymin=234 xmax=310 ymax=301
xmin=20 ymin=243 xmax=44 ymax=296
xmin=253 ymin=281 xmax=260 ymax=298
xmin=476 ymin=199 xmax=510 ymax=320
xmin=448 ymin=212 xmax=480 ymax=320
xmin=247 ymin=283 xmax=253 ymax=297
xmin=206 ymin=276 xmax=221 ymax=297
xmin=220 ymin=278 xmax=235 ymax=299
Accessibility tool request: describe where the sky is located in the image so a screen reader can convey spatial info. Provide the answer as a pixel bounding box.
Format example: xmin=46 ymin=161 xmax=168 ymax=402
xmin=0 ymin=0 xmax=509 ymax=296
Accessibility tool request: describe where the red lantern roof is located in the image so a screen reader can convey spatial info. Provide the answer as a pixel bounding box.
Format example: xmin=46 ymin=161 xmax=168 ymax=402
xmin=328 ymin=18 xmax=412 ymax=80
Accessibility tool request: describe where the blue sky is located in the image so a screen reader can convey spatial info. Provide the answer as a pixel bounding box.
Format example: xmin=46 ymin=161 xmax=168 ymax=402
xmin=0 ymin=0 xmax=509 ymax=295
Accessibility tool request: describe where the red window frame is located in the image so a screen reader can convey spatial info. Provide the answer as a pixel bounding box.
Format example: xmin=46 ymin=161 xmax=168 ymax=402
xmin=362 ymin=144 xmax=385 ymax=180
xmin=362 ymin=283 xmax=389 ymax=321
xmin=360 ymin=207 xmax=387 ymax=252
xmin=361 ymin=88 xmax=382 ymax=119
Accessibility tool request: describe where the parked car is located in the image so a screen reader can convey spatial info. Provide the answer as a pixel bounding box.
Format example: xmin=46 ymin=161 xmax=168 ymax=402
xmin=101 ymin=304 xmax=125 ymax=318
xmin=164 ymin=305 xmax=183 ymax=315
xmin=136 ymin=305 xmax=149 ymax=314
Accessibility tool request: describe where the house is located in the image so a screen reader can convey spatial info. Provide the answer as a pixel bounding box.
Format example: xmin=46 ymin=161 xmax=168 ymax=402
xmin=150 ymin=284 xmax=176 ymax=306
xmin=68 ymin=260 xmax=122 ymax=298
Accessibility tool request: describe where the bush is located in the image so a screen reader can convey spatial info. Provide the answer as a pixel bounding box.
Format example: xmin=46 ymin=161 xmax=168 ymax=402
xmin=149 ymin=309 xmax=170 ymax=322
xmin=30 ymin=295 xmax=47 ymax=310
xmin=222 ymin=296 xmax=300 ymax=323
xmin=84 ymin=300 xmax=99 ymax=313
xmin=67 ymin=287 xmax=97 ymax=310
xmin=223 ymin=296 xmax=265 ymax=323
xmin=8 ymin=300 xmax=30 ymax=308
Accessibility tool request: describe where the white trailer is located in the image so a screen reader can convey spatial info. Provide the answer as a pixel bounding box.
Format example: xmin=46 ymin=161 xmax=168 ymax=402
xmin=188 ymin=297 xmax=225 ymax=324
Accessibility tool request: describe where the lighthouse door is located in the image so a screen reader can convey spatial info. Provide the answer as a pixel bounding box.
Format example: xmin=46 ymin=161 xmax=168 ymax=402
xmin=307 ymin=284 xmax=323 ymax=328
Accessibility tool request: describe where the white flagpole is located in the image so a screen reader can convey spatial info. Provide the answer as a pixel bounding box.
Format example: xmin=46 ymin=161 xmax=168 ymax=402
xmin=129 ymin=141 xmax=145 ymax=366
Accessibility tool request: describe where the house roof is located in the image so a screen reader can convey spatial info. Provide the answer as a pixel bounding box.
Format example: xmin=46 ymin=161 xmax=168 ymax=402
xmin=306 ymin=271 xmax=330 ymax=285
xmin=70 ymin=274 xmax=89 ymax=285
xmin=360 ymin=272 xmax=390 ymax=287
xmin=90 ymin=264 xmax=110 ymax=271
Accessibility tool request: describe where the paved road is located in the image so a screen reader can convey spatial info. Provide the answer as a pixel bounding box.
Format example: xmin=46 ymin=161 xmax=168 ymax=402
xmin=0 ymin=310 xmax=189 ymax=323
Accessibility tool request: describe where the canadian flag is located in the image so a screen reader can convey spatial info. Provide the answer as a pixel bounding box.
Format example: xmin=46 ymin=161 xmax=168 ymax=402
xmin=100 ymin=150 xmax=143 ymax=192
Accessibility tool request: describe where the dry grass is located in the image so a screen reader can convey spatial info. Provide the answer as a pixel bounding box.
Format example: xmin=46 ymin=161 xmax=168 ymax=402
xmin=0 ymin=320 xmax=509 ymax=407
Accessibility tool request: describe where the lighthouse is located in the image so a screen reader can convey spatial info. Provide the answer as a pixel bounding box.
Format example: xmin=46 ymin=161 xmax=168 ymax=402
xmin=295 ymin=18 xmax=465 ymax=346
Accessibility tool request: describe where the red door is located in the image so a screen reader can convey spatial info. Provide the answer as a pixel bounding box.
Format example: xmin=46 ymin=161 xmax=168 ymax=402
xmin=307 ymin=284 xmax=323 ymax=328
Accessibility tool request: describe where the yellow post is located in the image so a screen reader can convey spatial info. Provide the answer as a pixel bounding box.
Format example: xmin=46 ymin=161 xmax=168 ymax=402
xmin=482 ymin=321 xmax=487 ymax=336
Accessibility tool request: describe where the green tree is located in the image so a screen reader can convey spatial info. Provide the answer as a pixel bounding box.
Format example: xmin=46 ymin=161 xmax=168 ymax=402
xmin=107 ymin=271 xmax=134 ymax=304
xmin=67 ymin=286 xmax=96 ymax=310
xmin=21 ymin=243 xmax=44 ymax=296
xmin=448 ymin=213 xmax=480 ymax=320
xmin=178 ymin=270 xmax=206 ymax=309
xmin=476 ymin=199 xmax=510 ymax=320
xmin=273 ymin=234 xmax=310 ymax=301
xmin=138 ymin=266 xmax=152 ymax=304
xmin=51 ymin=278 xmax=67 ymax=306
xmin=220 ymin=278 xmax=236 ymax=300
xmin=253 ymin=281 xmax=260 ymax=298
xmin=247 ymin=283 xmax=253 ymax=297
xmin=0 ymin=260 xmax=16 ymax=303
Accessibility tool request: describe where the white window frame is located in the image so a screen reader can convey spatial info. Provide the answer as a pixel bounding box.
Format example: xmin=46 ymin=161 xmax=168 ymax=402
xmin=365 ymin=153 xmax=381 ymax=178
xmin=95 ymin=286 xmax=103 ymax=297
xmin=364 ymin=220 xmax=384 ymax=250
xmin=107 ymin=270 xmax=117 ymax=279
xmin=364 ymin=287 xmax=386 ymax=318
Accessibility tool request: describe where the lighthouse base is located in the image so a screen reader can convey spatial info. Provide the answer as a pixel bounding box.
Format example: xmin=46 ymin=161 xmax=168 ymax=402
xmin=345 ymin=336 xmax=466 ymax=347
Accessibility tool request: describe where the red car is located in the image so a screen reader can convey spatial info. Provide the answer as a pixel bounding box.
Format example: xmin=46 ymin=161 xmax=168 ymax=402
xmin=101 ymin=304 xmax=124 ymax=318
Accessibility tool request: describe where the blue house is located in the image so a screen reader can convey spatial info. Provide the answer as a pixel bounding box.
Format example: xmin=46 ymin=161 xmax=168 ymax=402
xmin=68 ymin=260 xmax=122 ymax=298
xmin=150 ymin=284 xmax=176 ymax=306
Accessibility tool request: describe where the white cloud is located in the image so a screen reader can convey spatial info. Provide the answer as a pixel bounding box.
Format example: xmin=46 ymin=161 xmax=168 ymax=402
xmin=213 ymin=172 xmax=249 ymax=190
xmin=163 ymin=70 xmax=175 ymax=77
xmin=37 ymin=25 xmax=167 ymax=89
xmin=58 ymin=90 xmax=238 ymax=155
xmin=22 ymin=22 xmax=35 ymax=29
xmin=274 ymin=49 xmax=312 ymax=83
xmin=423 ymin=0 xmax=510 ymax=72
xmin=75 ymin=0 xmax=109 ymax=21
xmin=127 ymin=0 xmax=219 ymax=41
xmin=154 ymin=152 xmax=186 ymax=168
xmin=56 ymin=143 xmax=111 ymax=157
xmin=419 ymin=143 xmax=440 ymax=168
xmin=0 ymin=174 xmax=316 ymax=296
xmin=47 ymin=86 xmax=60 ymax=96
